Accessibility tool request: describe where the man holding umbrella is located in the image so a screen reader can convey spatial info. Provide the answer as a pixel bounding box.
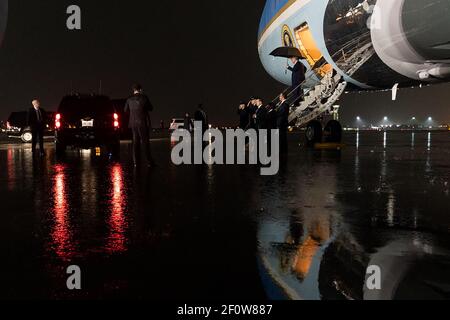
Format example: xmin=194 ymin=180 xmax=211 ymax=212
xmin=287 ymin=55 xmax=306 ymax=105
xmin=270 ymin=47 xmax=306 ymax=106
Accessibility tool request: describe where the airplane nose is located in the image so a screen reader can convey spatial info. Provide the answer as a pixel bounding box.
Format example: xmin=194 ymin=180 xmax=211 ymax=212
xmin=401 ymin=0 xmax=450 ymax=61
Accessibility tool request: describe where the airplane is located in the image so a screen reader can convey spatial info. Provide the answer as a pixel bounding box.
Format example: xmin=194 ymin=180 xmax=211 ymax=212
xmin=258 ymin=0 xmax=450 ymax=145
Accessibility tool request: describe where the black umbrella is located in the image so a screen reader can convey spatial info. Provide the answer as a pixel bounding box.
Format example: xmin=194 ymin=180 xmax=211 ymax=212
xmin=270 ymin=46 xmax=305 ymax=59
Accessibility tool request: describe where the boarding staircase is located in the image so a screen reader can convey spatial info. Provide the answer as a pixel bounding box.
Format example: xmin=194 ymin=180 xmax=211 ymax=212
xmin=278 ymin=33 xmax=376 ymax=128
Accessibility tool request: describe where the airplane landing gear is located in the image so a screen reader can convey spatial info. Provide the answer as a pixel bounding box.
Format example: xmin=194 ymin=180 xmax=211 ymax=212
xmin=305 ymin=119 xmax=343 ymax=147
xmin=323 ymin=120 xmax=342 ymax=143
xmin=305 ymin=120 xmax=323 ymax=147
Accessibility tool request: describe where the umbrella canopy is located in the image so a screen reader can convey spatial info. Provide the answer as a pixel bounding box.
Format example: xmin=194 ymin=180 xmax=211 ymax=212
xmin=270 ymin=46 xmax=305 ymax=59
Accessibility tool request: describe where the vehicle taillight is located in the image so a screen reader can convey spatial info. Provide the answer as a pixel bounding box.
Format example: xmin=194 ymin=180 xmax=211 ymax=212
xmin=55 ymin=113 xmax=61 ymax=129
xmin=114 ymin=113 xmax=119 ymax=128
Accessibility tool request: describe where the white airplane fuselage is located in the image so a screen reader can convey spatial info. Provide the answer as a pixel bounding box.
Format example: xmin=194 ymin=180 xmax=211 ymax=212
xmin=258 ymin=0 xmax=450 ymax=91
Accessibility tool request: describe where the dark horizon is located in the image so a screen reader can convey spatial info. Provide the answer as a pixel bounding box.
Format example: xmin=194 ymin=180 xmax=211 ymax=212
xmin=0 ymin=0 xmax=449 ymax=126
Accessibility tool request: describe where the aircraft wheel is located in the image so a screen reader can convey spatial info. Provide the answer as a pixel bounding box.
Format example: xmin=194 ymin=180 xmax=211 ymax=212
xmin=305 ymin=120 xmax=323 ymax=147
xmin=324 ymin=120 xmax=342 ymax=143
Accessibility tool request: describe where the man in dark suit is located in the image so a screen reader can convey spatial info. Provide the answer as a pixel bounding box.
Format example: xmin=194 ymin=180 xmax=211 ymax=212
xmin=184 ymin=112 xmax=194 ymax=132
xmin=246 ymin=98 xmax=257 ymax=130
xmin=124 ymin=84 xmax=155 ymax=167
xmin=287 ymin=56 xmax=306 ymax=105
xmin=237 ymin=101 xmax=249 ymax=129
xmin=27 ymin=99 xmax=46 ymax=156
xmin=254 ymin=98 xmax=268 ymax=130
xmin=277 ymin=93 xmax=290 ymax=153
xmin=194 ymin=104 xmax=208 ymax=134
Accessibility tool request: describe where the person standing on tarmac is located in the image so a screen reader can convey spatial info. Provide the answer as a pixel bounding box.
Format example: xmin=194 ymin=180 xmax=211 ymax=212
xmin=277 ymin=92 xmax=290 ymax=153
xmin=246 ymin=97 xmax=257 ymax=130
xmin=266 ymin=102 xmax=277 ymax=131
xmin=194 ymin=104 xmax=208 ymax=134
xmin=237 ymin=101 xmax=249 ymax=129
xmin=184 ymin=112 xmax=194 ymax=132
xmin=27 ymin=99 xmax=46 ymax=157
xmin=124 ymin=84 xmax=155 ymax=167
xmin=254 ymin=98 xmax=268 ymax=130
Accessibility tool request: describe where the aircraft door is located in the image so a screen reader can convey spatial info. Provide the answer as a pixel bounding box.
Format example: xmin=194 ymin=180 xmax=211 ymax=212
xmin=295 ymin=22 xmax=332 ymax=77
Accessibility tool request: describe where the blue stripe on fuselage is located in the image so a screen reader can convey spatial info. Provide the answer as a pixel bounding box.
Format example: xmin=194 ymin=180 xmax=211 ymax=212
xmin=258 ymin=0 xmax=290 ymax=39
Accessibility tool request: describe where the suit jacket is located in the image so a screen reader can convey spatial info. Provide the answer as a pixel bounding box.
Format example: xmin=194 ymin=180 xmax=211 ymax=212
xmin=124 ymin=93 xmax=153 ymax=129
xmin=255 ymin=105 xmax=268 ymax=129
xmin=184 ymin=116 xmax=194 ymax=132
xmin=288 ymin=61 xmax=306 ymax=88
xmin=238 ymin=108 xmax=249 ymax=129
xmin=194 ymin=109 xmax=208 ymax=131
xmin=247 ymin=104 xmax=257 ymax=129
xmin=27 ymin=107 xmax=46 ymax=129
xmin=277 ymin=102 xmax=290 ymax=129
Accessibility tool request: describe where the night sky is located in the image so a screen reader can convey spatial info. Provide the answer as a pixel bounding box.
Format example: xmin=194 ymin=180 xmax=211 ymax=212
xmin=0 ymin=0 xmax=449 ymax=126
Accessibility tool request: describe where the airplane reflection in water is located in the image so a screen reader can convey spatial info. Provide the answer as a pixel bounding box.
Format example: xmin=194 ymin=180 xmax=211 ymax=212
xmin=257 ymin=132 xmax=450 ymax=300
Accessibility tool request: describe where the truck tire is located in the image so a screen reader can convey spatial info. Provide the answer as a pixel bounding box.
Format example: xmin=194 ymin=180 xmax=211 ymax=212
xmin=21 ymin=131 xmax=33 ymax=143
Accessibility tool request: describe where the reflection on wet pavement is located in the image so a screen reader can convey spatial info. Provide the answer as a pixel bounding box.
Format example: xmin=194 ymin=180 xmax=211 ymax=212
xmin=257 ymin=131 xmax=450 ymax=300
xmin=107 ymin=164 xmax=128 ymax=254
xmin=51 ymin=164 xmax=74 ymax=259
xmin=0 ymin=131 xmax=449 ymax=300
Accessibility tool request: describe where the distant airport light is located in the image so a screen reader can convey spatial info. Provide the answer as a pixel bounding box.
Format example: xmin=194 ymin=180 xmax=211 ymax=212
xmin=412 ymin=117 xmax=416 ymax=120
xmin=428 ymin=117 xmax=433 ymax=121
xmin=356 ymin=116 xmax=361 ymax=121
xmin=384 ymin=116 xmax=388 ymax=121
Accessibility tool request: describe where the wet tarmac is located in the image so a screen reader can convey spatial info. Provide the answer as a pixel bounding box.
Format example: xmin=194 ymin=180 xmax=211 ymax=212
xmin=0 ymin=131 xmax=449 ymax=300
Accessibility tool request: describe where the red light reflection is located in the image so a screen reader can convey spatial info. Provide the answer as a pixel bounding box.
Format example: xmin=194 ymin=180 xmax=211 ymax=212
xmin=106 ymin=164 xmax=128 ymax=253
xmin=51 ymin=164 xmax=75 ymax=259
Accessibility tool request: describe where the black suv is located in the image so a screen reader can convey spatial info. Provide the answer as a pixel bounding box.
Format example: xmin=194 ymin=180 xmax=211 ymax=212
xmin=6 ymin=111 xmax=55 ymax=143
xmin=55 ymin=95 xmax=121 ymax=156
